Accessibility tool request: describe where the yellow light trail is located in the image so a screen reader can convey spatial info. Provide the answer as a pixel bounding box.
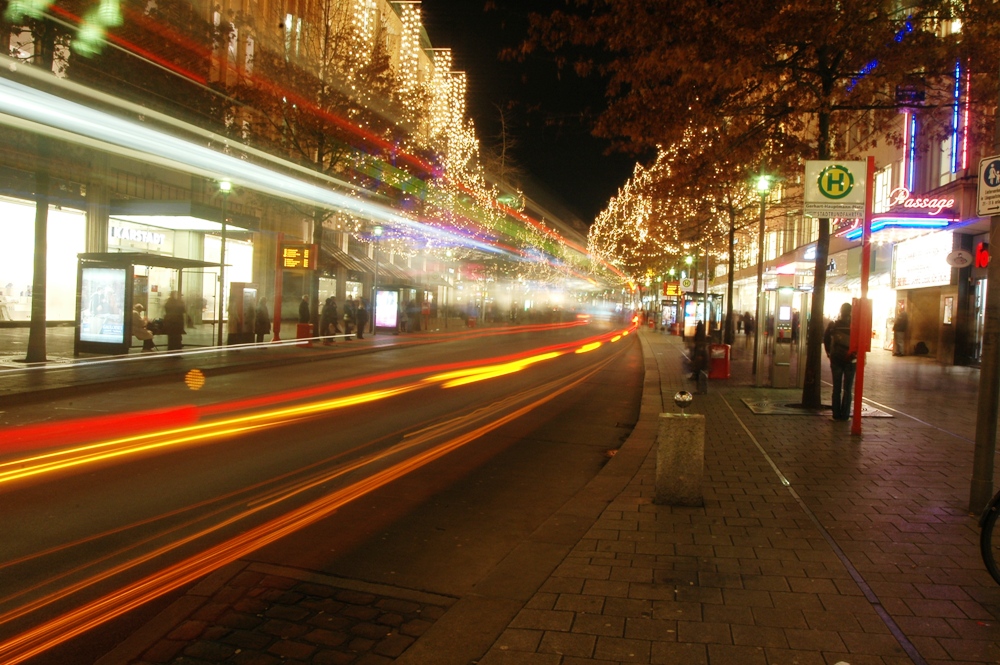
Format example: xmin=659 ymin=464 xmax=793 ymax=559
xmin=0 ymin=351 xmax=625 ymax=665
xmin=575 ymin=342 xmax=602 ymax=354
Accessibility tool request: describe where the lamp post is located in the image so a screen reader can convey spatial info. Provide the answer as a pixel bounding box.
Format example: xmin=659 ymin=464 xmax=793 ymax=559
xmin=753 ymin=175 xmax=771 ymax=379
xmin=372 ymin=225 xmax=382 ymax=336
xmin=216 ymin=179 xmax=231 ymax=347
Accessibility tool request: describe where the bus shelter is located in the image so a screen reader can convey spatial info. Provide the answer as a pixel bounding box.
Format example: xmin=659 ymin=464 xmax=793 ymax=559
xmin=75 ymin=252 xmax=221 ymax=356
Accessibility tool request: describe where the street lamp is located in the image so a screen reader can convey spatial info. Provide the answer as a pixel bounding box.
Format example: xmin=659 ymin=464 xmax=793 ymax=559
xmin=372 ymin=225 xmax=383 ymax=337
xmin=217 ymin=179 xmax=231 ymax=347
xmin=753 ymin=175 xmax=772 ymax=379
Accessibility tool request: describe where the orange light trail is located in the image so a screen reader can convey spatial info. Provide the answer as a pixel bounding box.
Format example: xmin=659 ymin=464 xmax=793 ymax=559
xmin=0 ymin=352 xmax=625 ymax=665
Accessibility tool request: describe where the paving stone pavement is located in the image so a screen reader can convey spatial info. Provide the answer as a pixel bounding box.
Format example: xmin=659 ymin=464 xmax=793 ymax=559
xmin=477 ymin=331 xmax=1000 ymax=665
xmin=107 ymin=562 xmax=455 ymax=665
xmin=86 ymin=328 xmax=1000 ymax=664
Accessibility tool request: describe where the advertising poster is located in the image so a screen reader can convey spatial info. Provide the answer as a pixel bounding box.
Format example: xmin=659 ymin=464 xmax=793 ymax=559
xmin=375 ymin=289 xmax=399 ymax=329
xmin=80 ymin=267 xmax=128 ymax=343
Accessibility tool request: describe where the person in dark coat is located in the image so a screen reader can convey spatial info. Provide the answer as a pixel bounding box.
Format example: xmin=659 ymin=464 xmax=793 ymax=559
xmin=298 ymin=294 xmax=310 ymax=324
xmin=824 ymin=302 xmax=856 ymax=421
xmin=892 ymin=305 xmax=909 ymax=356
xmin=343 ymin=298 xmax=355 ymax=338
xmin=355 ymin=298 xmax=369 ymax=339
xmin=320 ymin=297 xmax=337 ymax=345
xmin=163 ymin=291 xmax=186 ymax=351
xmin=254 ymin=297 xmax=271 ymax=344
xmin=690 ymin=320 xmax=709 ymax=379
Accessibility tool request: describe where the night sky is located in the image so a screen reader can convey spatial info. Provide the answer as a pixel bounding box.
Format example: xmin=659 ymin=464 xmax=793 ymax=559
xmin=422 ymin=0 xmax=637 ymax=225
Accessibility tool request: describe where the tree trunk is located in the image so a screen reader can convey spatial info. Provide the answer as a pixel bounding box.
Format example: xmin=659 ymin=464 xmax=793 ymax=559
xmin=801 ymin=109 xmax=832 ymax=408
xmin=724 ymin=207 xmax=736 ymax=345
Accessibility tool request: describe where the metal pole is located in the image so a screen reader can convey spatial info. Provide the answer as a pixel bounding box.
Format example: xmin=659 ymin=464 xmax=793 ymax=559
xmin=373 ymin=236 xmax=379 ymax=337
xmin=970 ymin=58 xmax=1000 ymax=514
xmin=852 ymin=156 xmax=875 ymax=436
xmin=216 ymin=190 xmax=228 ymax=347
xmin=753 ymin=191 xmax=766 ymax=376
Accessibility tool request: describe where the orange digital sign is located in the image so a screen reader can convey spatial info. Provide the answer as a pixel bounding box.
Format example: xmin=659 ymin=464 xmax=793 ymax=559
xmin=282 ymin=243 xmax=317 ymax=270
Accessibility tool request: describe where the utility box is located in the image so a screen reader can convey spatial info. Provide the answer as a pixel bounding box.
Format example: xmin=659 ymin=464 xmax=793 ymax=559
xmin=709 ymin=344 xmax=730 ymax=379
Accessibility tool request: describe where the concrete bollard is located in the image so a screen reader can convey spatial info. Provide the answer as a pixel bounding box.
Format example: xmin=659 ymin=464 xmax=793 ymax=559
xmin=654 ymin=413 xmax=705 ymax=506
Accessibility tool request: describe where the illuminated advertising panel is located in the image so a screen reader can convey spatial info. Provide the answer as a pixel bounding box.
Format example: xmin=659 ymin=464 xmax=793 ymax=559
xmin=375 ymin=289 xmax=399 ymax=329
xmin=80 ymin=267 xmax=128 ymax=343
xmin=892 ymin=231 xmax=953 ymax=289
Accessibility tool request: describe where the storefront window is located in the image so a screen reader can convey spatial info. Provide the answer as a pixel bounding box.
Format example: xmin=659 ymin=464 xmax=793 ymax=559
xmin=0 ymin=196 xmax=85 ymax=322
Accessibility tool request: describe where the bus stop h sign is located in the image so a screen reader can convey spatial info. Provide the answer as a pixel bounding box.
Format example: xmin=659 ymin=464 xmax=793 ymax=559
xmin=804 ymin=161 xmax=867 ymax=219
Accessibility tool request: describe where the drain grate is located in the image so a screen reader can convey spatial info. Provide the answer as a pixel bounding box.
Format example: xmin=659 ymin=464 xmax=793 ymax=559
xmin=742 ymin=398 xmax=891 ymax=418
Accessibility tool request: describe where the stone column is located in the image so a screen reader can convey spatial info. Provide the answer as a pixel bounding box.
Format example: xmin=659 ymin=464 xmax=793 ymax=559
xmin=654 ymin=413 xmax=705 ymax=507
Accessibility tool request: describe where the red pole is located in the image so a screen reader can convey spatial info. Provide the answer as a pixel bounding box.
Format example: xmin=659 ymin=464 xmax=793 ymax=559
xmin=272 ymin=232 xmax=284 ymax=341
xmin=852 ymin=156 xmax=875 ymax=435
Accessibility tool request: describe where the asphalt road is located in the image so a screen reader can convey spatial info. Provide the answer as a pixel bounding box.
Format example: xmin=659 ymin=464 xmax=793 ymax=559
xmin=0 ymin=320 xmax=643 ymax=664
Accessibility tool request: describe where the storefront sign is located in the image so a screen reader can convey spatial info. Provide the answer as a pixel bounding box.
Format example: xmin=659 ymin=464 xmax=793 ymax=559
xmin=886 ymin=188 xmax=955 ymax=215
xmin=976 ymin=242 xmax=990 ymax=268
xmin=892 ymin=231 xmax=954 ymax=289
xmin=109 ymin=225 xmax=165 ymax=246
xmin=281 ymin=243 xmax=317 ymax=270
xmin=946 ymin=249 xmax=973 ymax=268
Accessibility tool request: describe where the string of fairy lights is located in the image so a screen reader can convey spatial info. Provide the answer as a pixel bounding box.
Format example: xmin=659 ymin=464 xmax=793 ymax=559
xmin=589 ymin=127 xmax=769 ymax=286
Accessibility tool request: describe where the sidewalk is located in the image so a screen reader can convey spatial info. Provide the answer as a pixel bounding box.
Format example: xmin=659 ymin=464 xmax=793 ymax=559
xmin=26 ymin=328 xmax=1000 ymax=664
xmin=472 ymin=331 xmax=1000 ymax=665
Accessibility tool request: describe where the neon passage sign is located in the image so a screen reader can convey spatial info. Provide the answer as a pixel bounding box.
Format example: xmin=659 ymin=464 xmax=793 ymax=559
xmin=841 ymin=188 xmax=958 ymax=241
xmin=886 ymin=187 xmax=955 ymax=216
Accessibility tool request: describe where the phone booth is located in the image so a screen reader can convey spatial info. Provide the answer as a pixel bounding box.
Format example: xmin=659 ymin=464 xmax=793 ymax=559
xmin=227 ymin=282 xmax=258 ymax=345
xmin=770 ymin=286 xmax=795 ymax=388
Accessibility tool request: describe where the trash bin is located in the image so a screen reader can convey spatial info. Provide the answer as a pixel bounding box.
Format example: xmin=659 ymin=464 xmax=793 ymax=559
xmin=467 ymin=317 xmax=477 ymax=328
xmin=708 ymin=343 xmax=730 ymax=379
xmin=296 ymin=322 xmax=313 ymax=346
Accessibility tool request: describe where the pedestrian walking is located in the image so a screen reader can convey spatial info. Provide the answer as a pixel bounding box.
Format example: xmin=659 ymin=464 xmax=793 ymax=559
xmin=163 ymin=291 xmax=186 ymax=351
xmin=343 ymin=298 xmax=355 ymax=338
xmin=320 ymin=297 xmax=337 ymax=345
xmin=355 ymin=298 xmax=369 ymax=339
xmin=254 ymin=297 xmax=271 ymax=344
xmin=824 ymin=302 xmax=857 ymax=421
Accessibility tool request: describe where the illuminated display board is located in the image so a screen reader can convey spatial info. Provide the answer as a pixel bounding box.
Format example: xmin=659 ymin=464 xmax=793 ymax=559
xmin=80 ymin=267 xmax=128 ymax=344
xmin=892 ymin=231 xmax=953 ymax=289
xmin=281 ymin=243 xmax=317 ymax=270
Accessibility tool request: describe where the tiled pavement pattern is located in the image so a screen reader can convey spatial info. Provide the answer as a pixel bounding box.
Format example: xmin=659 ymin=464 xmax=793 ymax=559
xmin=477 ymin=332 xmax=1000 ymax=665
xmin=122 ymin=562 xmax=454 ymax=665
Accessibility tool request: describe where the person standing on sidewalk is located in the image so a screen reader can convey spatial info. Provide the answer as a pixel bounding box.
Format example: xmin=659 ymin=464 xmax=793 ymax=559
xmin=254 ymin=297 xmax=271 ymax=344
xmin=355 ymin=298 xmax=369 ymax=339
xmin=163 ymin=291 xmax=186 ymax=351
xmin=824 ymin=302 xmax=856 ymax=421
xmin=892 ymin=304 xmax=908 ymax=356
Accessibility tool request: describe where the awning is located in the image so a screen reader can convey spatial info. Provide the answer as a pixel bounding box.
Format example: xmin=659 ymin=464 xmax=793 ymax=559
xmin=109 ymin=200 xmax=260 ymax=232
xmin=322 ymin=244 xmax=369 ymax=274
xmin=78 ymin=252 xmax=223 ymax=271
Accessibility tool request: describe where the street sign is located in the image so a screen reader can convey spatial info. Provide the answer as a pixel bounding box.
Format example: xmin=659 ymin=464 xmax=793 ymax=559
xmin=680 ymin=277 xmax=694 ymax=291
xmin=804 ymin=160 xmax=867 ymax=219
xmin=978 ymin=155 xmax=1000 ymax=217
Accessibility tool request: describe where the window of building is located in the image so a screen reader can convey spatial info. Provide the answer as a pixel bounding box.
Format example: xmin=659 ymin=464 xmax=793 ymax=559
xmin=874 ymin=165 xmax=892 ymax=213
xmin=938 ymin=138 xmax=956 ymax=187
